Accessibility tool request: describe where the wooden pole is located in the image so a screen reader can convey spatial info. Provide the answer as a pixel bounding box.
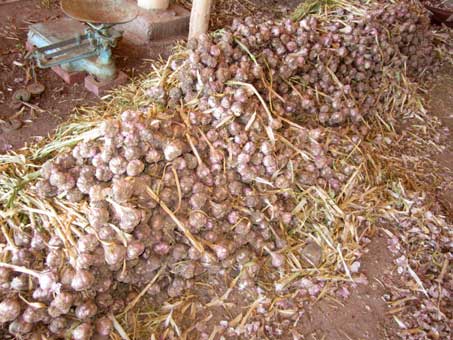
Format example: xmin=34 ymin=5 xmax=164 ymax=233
xmin=189 ymin=0 xmax=213 ymax=40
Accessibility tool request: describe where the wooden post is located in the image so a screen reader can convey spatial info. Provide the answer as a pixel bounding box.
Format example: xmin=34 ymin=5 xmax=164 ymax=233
xmin=189 ymin=0 xmax=213 ymax=40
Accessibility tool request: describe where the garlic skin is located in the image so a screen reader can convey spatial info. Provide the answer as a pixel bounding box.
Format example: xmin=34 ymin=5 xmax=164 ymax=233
xmin=112 ymin=178 xmax=134 ymax=203
xmin=22 ymin=306 xmax=47 ymax=324
xmin=50 ymin=291 xmax=75 ymax=314
xmin=77 ymin=234 xmax=99 ymax=253
xmin=35 ymin=180 xmax=57 ymax=198
xmin=95 ymin=316 xmax=113 ymax=336
xmin=71 ymin=270 xmax=95 ymax=291
xmin=109 ymin=156 xmax=128 ymax=175
xmin=72 ymin=322 xmax=93 ymax=340
xmin=75 ymin=300 xmax=98 ymax=320
xmin=127 ymin=159 xmax=145 ymax=177
xmin=8 ymin=317 xmax=32 ymax=335
xmin=0 ymin=298 xmax=21 ymax=323
xmin=88 ymin=206 xmax=110 ymax=229
xmin=126 ymin=240 xmax=146 ymax=260
xmin=164 ymin=140 xmax=185 ymax=161
xmin=104 ymin=244 xmax=127 ymax=266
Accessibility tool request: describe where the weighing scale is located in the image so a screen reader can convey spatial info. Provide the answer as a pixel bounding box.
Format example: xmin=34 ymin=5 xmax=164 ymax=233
xmin=27 ymin=0 xmax=138 ymax=83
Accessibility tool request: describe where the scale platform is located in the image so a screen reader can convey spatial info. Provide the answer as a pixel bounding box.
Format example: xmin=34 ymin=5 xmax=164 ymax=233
xmin=28 ymin=18 xmax=88 ymax=73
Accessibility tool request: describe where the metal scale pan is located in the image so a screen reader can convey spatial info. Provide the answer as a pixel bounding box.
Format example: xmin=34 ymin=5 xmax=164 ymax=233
xmin=61 ymin=0 xmax=138 ymax=25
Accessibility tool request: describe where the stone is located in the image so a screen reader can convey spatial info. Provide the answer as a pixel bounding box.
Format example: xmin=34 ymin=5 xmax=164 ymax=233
xmin=301 ymin=242 xmax=323 ymax=267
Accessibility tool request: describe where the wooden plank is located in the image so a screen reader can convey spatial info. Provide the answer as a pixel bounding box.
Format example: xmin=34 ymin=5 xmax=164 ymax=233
xmin=189 ymin=0 xmax=213 ymax=40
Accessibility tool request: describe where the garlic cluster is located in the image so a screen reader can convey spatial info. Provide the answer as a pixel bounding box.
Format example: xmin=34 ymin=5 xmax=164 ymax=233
xmin=153 ymin=2 xmax=433 ymax=126
xmin=0 ymin=2 xmax=439 ymax=338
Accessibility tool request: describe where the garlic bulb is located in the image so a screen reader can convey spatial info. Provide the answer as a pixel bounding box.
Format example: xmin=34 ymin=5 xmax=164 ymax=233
xmin=71 ymin=270 xmax=95 ymax=291
xmin=109 ymin=156 xmax=128 ymax=175
xmin=77 ymin=234 xmax=99 ymax=253
xmin=164 ymin=140 xmax=184 ymax=161
xmin=72 ymin=322 xmax=93 ymax=340
xmin=75 ymin=300 xmax=98 ymax=320
xmin=112 ymin=178 xmax=134 ymax=203
xmin=127 ymin=159 xmax=145 ymax=177
xmin=0 ymin=298 xmax=21 ymax=323
xmin=104 ymin=243 xmax=126 ymax=266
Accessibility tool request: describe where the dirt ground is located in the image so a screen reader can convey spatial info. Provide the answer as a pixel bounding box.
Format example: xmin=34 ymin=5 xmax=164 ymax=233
xmin=429 ymin=65 xmax=453 ymax=217
xmin=0 ymin=1 xmax=451 ymax=340
xmin=297 ymin=232 xmax=400 ymax=340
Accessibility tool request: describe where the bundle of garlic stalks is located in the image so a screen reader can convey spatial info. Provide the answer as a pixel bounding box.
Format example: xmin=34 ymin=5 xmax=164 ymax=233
xmin=176 ymin=0 xmax=294 ymax=30
xmin=0 ymin=0 xmax=451 ymax=339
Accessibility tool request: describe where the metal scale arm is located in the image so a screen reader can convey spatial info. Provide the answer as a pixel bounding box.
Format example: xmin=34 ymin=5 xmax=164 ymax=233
xmin=28 ymin=24 xmax=121 ymax=70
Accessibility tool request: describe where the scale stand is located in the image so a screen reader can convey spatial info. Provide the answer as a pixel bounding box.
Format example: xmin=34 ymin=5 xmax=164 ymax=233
xmin=26 ymin=0 xmax=137 ymax=95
